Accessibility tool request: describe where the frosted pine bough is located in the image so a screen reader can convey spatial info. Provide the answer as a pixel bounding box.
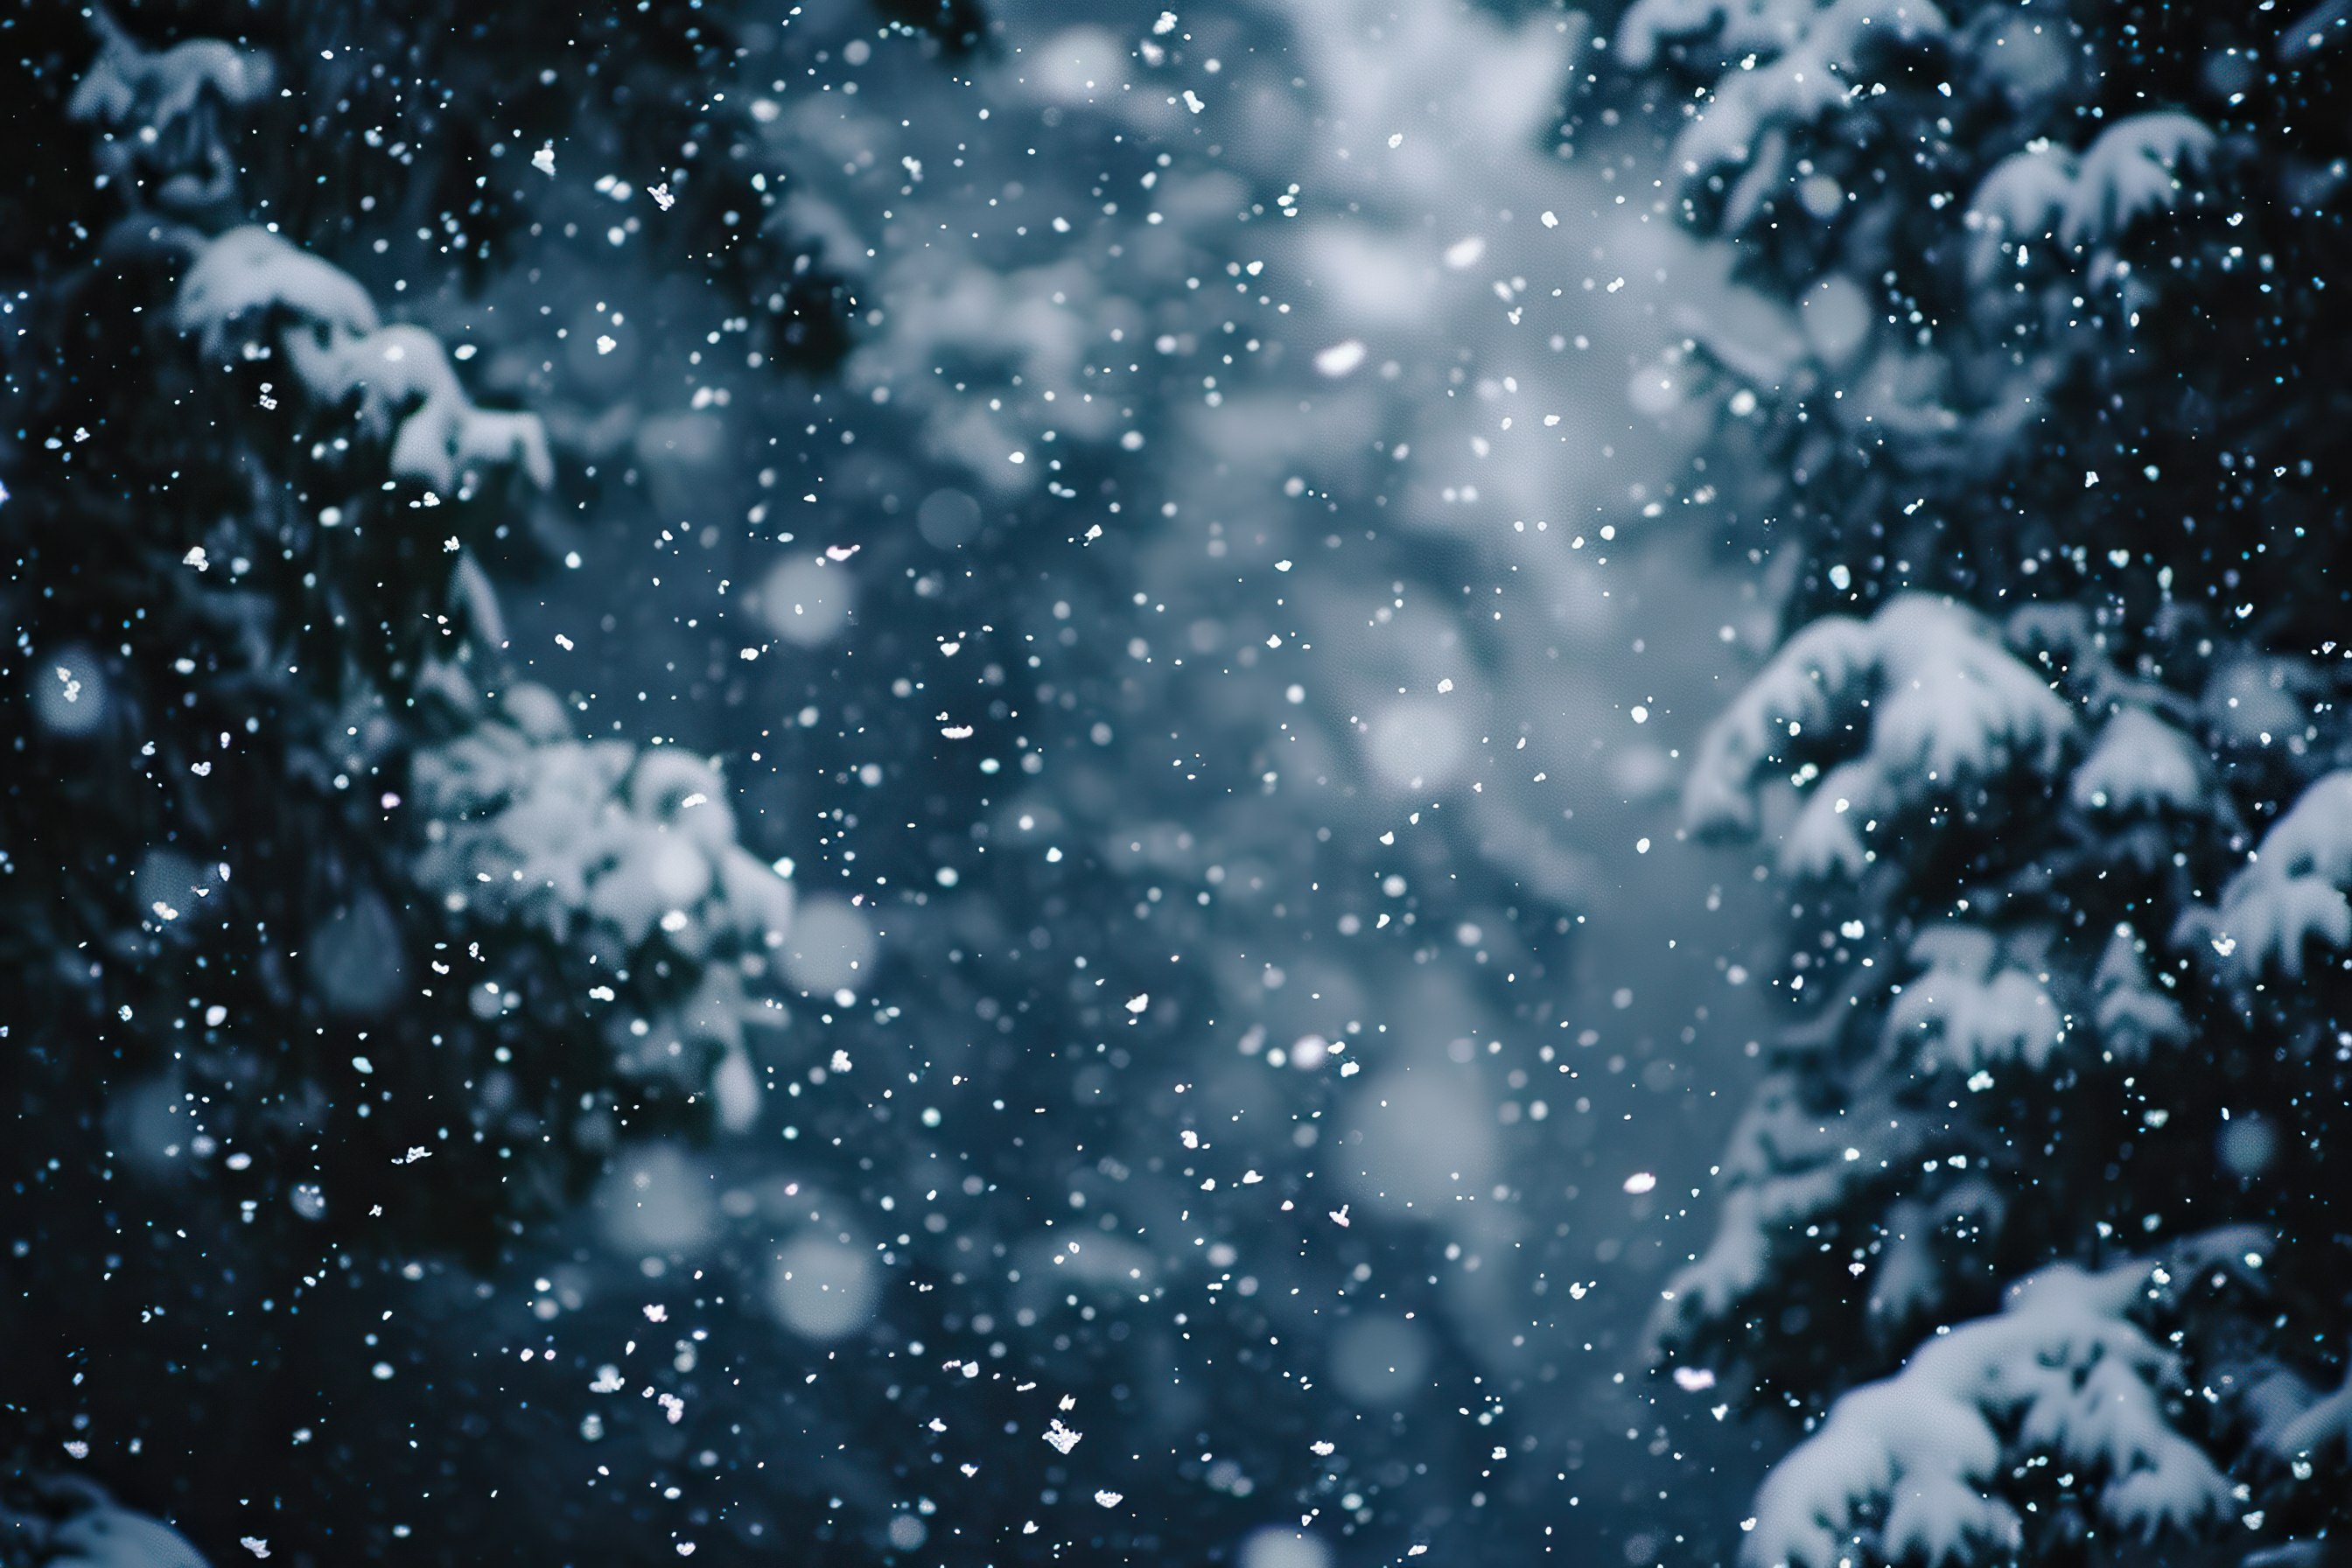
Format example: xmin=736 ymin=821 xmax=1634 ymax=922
xmin=411 ymin=680 xmax=794 ymax=1132
xmin=172 ymin=218 xmax=792 ymax=1131
xmin=31 ymin=10 xmax=814 ymax=1195
xmin=66 ymin=6 xmax=272 ymax=214
xmin=0 ymin=1477 xmax=207 ymax=1568
xmin=1616 ymin=3 xmax=2352 ymax=1554
xmin=1666 ymin=596 xmax=2352 ymax=1564
xmin=177 ymin=226 xmax=553 ymax=498
xmin=1684 ymin=594 xmax=2071 ymax=880
xmin=1632 ymin=0 xmax=1953 ymax=236
xmin=1964 ymin=112 xmax=2217 ymax=284
xmin=2188 ymin=772 xmax=2352 ymax=981
xmin=1746 ymin=1245 xmax=2258 ymax=1568
xmin=1620 ymin=0 xmax=2226 ymax=494
xmin=145 ymin=71 xmax=788 ymax=1140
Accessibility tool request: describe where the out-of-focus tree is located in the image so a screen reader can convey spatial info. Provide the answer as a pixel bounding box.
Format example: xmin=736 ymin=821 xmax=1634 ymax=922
xmin=1615 ymin=0 xmax=2352 ymax=1560
xmin=0 ymin=7 xmax=1004 ymax=1554
xmin=2 ymin=4 xmax=825 ymax=1256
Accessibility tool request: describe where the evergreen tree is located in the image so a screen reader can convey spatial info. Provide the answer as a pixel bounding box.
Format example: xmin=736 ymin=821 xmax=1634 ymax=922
xmin=2 ymin=0 xmax=830 ymax=1258
xmin=0 ymin=6 xmax=967 ymax=1556
xmin=1614 ymin=0 xmax=2352 ymax=1559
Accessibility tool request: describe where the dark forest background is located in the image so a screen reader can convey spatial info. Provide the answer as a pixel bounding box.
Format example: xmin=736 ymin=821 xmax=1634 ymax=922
xmin=2 ymin=1 xmax=2347 ymax=1564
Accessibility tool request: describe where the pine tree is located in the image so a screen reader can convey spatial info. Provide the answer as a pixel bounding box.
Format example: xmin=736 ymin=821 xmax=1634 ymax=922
xmin=0 ymin=4 xmax=848 ymax=1260
xmin=2 ymin=6 xmax=999 ymax=1558
xmin=1613 ymin=0 xmax=2352 ymax=1559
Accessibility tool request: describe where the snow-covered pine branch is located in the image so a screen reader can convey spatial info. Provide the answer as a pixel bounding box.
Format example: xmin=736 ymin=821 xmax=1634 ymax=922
xmin=410 ymin=681 xmax=795 ymax=1132
xmin=177 ymin=227 xmax=553 ymax=497
xmin=2068 ymin=704 xmax=2206 ymax=816
xmin=1617 ymin=0 xmax=1823 ymax=70
xmin=1743 ymin=1246 xmax=2251 ymax=1568
xmin=66 ymin=7 xmax=270 ymax=215
xmin=2088 ymin=923 xmax=2191 ymax=1060
xmin=1650 ymin=1068 xmax=1953 ymax=1351
xmin=1648 ymin=0 xmax=1950 ymax=235
xmin=1882 ymin=925 xmax=2063 ymax=1074
xmin=2259 ymin=1357 xmax=2352 ymax=1470
xmin=1964 ymin=112 xmax=2216 ymax=282
xmin=2189 ymin=771 xmax=2352 ymax=980
xmin=1684 ymin=594 xmax=2072 ymax=879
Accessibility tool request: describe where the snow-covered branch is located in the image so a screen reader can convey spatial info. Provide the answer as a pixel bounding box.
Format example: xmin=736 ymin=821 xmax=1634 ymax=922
xmin=1745 ymin=1250 xmax=2243 ymax=1568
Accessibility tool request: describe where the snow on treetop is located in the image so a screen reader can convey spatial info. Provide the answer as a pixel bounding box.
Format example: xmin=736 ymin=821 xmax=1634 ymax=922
xmin=1684 ymin=594 xmax=2071 ymax=879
